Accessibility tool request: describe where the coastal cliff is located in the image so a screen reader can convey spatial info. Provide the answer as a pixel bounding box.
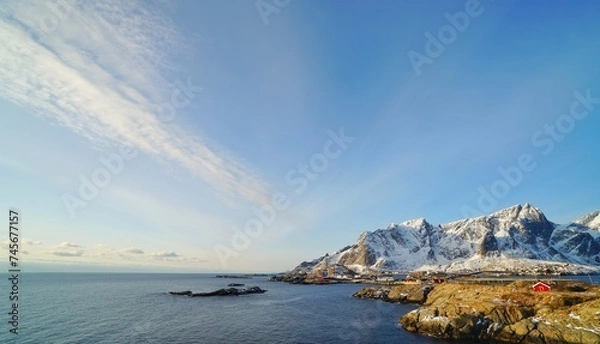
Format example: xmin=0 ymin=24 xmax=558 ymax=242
xmin=399 ymin=281 xmax=600 ymax=343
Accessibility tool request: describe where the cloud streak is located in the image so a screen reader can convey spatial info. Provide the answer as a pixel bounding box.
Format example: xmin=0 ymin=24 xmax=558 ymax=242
xmin=26 ymin=241 xmax=208 ymax=267
xmin=0 ymin=0 xmax=270 ymax=205
xmin=151 ymin=251 xmax=179 ymax=259
xmin=51 ymin=250 xmax=84 ymax=257
xmin=59 ymin=242 xmax=82 ymax=248
xmin=121 ymin=248 xmax=144 ymax=255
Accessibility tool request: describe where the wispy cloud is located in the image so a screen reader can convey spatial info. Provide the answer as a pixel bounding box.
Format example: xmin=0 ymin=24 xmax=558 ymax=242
xmin=49 ymin=241 xmax=85 ymax=256
xmin=28 ymin=241 xmax=207 ymax=267
xmin=51 ymin=249 xmax=84 ymax=257
xmin=59 ymin=241 xmax=82 ymax=248
xmin=23 ymin=239 xmax=44 ymax=246
xmin=149 ymin=251 xmax=207 ymax=263
xmin=0 ymin=0 xmax=270 ymax=205
xmin=151 ymin=251 xmax=178 ymax=259
xmin=121 ymin=247 xmax=144 ymax=255
xmin=1 ymin=239 xmax=43 ymax=250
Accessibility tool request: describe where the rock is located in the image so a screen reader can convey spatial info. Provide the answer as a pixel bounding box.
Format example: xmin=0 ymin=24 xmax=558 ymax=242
xmin=400 ymin=307 xmax=492 ymax=340
xmin=168 ymin=290 xmax=192 ymax=296
xmin=399 ymin=310 xmax=419 ymax=332
xmin=245 ymin=286 xmax=267 ymax=294
xmin=169 ymin=286 xmax=267 ymax=297
xmin=487 ymin=306 xmax=534 ymax=324
xmin=353 ymin=287 xmax=390 ymax=300
xmin=399 ymin=281 xmax=600 ymax=344
xmin=565 ymin=284 xmax=586 ymax=292
xmin=353 ymin=283 xmax=434 ymax=304
xmin=495 ymin=319 xmax=537 ymax=343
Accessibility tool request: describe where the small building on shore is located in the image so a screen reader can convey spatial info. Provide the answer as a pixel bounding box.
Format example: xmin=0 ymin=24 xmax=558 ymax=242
xmin=533 ymin=281 xmax=551 ymax=292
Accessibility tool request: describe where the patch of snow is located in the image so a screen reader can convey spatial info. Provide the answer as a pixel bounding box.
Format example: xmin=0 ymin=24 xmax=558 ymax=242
xmin=422 ymin=315 xmax=450 ymax=325
xmin=570 ymin=325 xmax=600 ymax=335
xmin=575 ymin=211 xmax=600 ymax=230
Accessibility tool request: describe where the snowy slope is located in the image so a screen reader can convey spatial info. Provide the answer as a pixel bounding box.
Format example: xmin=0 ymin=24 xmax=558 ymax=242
xmin=417 ymin=257 xmax=598 ymax=275
xmin=550 ymin=210 xmax=600 ymax=264
xmin=574 ymin=211 xmax=600 ymax=231
xmin=289 ymin=204 xmax=600 ymax=274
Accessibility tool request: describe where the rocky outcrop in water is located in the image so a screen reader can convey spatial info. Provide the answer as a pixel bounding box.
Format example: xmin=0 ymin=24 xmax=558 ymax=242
xmin=168 ymin=286 xmax=267 ymax=297
xmin=353 ymin=283 xmax=433 ymax=304
xmin=399 ymin=281 xmax=600 ymax=343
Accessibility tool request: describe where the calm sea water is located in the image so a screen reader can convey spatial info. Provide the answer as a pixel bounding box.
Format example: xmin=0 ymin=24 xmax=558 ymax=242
xmin=2 ymin=273 xmax=598 ymax=343
xmin=1 ymin=273 xmax=448 ymax=344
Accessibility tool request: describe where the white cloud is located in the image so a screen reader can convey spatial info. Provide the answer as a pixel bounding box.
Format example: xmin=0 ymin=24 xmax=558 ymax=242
xmin=121 ymin=248 xmax=144 ymax=255
xmin=27 ymin=241 xmax=208 ymax=268
xmin=50 ymin=249 xmax=84 ymax=257
xmin=0 ymin=0 xmax=270 ymax=205
xmin=23 ymin=239 xmax=43 ymax=246
xmin=1 ymin=238 xmax=43 ymax=256
xmin=59 ymin=242 xmax=82 ymax=248
xmin=149 ymin=251 xmax=208 ymax=263
xmin=151 ymin=251 xmax=179 ymax=259
xmin=47 ymin=241 xmax=85 ymax=257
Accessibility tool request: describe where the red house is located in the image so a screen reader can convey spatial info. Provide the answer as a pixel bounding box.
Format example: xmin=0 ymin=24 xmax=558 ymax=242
xmin=533 ymin=282 xmax=551 ymax=292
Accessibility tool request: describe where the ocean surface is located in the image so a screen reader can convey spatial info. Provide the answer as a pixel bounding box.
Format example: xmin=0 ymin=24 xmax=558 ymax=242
xmin=1 ymin=273 xmax=598 ymax=343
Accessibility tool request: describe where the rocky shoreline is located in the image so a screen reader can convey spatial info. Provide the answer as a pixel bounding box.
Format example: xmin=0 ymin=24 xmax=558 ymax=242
xmin=354 ymin=281 xmax=600 ymax=343
xmin=352 ymin=283 xmax=433 ymax=304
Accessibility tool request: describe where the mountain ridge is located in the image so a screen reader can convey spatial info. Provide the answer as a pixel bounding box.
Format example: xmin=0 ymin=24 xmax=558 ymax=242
xmin=288 ymin=204 xmax=600 ymax=275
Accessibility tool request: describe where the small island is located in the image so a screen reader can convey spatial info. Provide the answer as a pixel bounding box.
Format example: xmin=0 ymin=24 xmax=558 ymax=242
xmin=214 ymin=274 xmax=253 ymax=279
xmin=169 ymin=286 xmax=267 ymax=297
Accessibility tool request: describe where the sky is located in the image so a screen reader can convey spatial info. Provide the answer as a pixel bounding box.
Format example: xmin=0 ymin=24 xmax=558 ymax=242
xmin=1 ymin=0 xmax=599 ymax=273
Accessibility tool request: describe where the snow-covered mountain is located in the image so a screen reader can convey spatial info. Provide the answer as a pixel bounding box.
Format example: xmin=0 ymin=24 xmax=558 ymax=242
xmin=289 ymin=204 xmax=600 ymax=275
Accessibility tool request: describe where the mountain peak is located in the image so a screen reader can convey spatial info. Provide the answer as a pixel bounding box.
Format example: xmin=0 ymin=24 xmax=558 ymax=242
xmin=399 ymin=217 xmax=430 ymax=228
xmin=575 ymin=211 xmax=600 ymax=230
xmin=386 ymin=218 xmax=430 ymax=231
xmin=491 ymin=203 xmax=545 ymax=222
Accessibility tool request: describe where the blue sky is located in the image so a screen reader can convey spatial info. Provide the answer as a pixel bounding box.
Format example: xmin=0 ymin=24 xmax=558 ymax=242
xmin=1 ymin=0 xmax=599 ymax=272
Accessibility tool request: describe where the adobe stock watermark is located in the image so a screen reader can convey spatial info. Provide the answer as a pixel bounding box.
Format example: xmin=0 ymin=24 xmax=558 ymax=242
xmin=460 ymin=89 xmax=599 ymax=218
xmin=337 ymin=299 xmax=389 ymax=344
xmin=157 ymin=78 xmax=202 ymax=122
xmin=37 ymin=0 xmax=74 ymax=37
xmin=214 ymin=128 xmax=354 ymax=268
xmin=61 ymin=77 xmax=202 ymax=218
xmin=62 ymin=143 xmax=138 ymax=218
xmin=255 ymin=0 xmax=292 ymax=26
xmin=408 ymin=0 xmax=485 ymax=76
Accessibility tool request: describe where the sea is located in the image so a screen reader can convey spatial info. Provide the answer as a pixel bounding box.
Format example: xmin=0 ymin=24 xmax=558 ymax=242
xmin=1 ymin=273 xmax=598 ymax=344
